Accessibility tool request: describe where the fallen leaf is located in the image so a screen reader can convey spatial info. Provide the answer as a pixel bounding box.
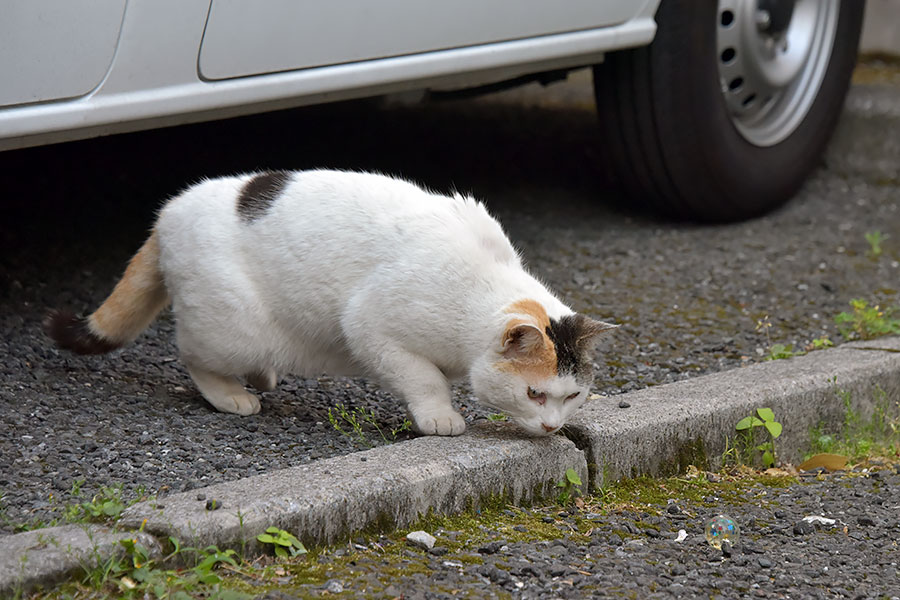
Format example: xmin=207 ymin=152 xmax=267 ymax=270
xmin=763 ymin=467 xmax=793 ymax=477
xmin=799 ymin=453 xmax=848 ymax=472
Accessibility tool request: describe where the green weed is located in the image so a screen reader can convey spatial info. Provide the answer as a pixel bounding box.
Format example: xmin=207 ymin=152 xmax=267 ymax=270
xmin=556 ymin=467 xmax=583 ymax=505
xmin=765 ymin=343 xmax=801 ymax=361
xmin=864 ymin=230 xmax=886 ymax=258
xmin=734 ymin=408 xmax=783 ymax=468
xmin=2 ymin=482 xmax=148 ymax=533
xmin=807 ymin=380 xmax=900 ymax=461
xmin=808 ymin=337 xmax=834 ymax=350
xmin=486 ymin=413 xmax=508 ymax=422
xmin=65 ymin=483 xmax=128 ymax=523
xmin=256 ymin=527 xmax=307 ymax=559
xmin=78 ymin=529 xmax=249 ymax=600
xmin=327 ymin=402 xmax=412 ymax=447
xmin=835 ymin=299 xmax=900 ymax=340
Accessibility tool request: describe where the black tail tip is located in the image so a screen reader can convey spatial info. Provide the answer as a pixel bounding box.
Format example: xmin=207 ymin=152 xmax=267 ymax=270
xmin=43 ymin=309 xmax=120 ymax=355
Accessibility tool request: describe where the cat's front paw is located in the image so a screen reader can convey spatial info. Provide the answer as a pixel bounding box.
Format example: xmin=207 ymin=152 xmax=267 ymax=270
xmin=413 ymin=410 xmax=466 ymax=436
xmin=218 ymin=392 xmax=261 ymax=416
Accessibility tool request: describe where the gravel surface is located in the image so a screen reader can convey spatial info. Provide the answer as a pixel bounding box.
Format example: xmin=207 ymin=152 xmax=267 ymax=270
xmin=250 ymin=464 xmax=900 ymax=599
xmin=2 ymin=67 xmax=899 ymax=535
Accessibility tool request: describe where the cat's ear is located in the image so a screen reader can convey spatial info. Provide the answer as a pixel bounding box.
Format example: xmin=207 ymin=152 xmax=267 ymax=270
xmin=577 ymin=318 xmax=619 ymax=347
xmin=501 ymin=322 xmax=546 ymax=359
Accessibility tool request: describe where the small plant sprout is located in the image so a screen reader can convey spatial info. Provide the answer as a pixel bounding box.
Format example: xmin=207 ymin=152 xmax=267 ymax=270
xmin=765 ymin=343 xmax=801 ymax=361
xmin=806 ymin=337 xmax=833 ymax=351
xmin=770 ymin=337 xmax=833 ymax=359
xmin=65 ymin=485 xmax=128 ymax=523
xmin=755 ymin=315 xmax=773 ymax=347
xmin=864 ymin=230 xmax=886 ymax=258
xmin=735 ymin=408 xmax=783 ymax=468
xmin=556 ymin=467 xmax=583 ymax=505
xmin=486 ymin=413 xmax=509 ymax=422
xmin=256 ymin=526 xmax=307 ymax=558
xmin=327 ymin=402 xmax=411 ymax=447
xmin=834 ymin=299 xmax=900 ymax=340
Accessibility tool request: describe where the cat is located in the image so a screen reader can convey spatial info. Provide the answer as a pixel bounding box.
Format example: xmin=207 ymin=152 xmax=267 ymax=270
xmin=44 ymin=170 xmax=616 ymax=436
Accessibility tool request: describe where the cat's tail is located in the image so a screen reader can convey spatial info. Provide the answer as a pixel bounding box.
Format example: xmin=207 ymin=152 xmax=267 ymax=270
xmin=44 ymin=230 xmax=170 ymax=354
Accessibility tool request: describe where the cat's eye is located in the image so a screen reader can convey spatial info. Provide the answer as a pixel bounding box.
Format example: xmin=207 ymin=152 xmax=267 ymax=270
xmin=565 ymin=392 xmax=580 ymax=401
xmin=527 ymin=387 xmax=546 ymax=405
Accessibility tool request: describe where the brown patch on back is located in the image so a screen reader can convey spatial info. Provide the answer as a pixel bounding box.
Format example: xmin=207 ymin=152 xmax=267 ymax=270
xmin=237 ymin=170 xmax=293 ymax=223
xmin=91 ymin=230 xmax=169 ymax=344
xmin=498 ymin=300 xmax=557 ymax=380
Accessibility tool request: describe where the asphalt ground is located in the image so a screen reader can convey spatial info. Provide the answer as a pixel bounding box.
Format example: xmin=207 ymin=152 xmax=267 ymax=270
xmin=2 ymin=60 xmax=899 ymax=550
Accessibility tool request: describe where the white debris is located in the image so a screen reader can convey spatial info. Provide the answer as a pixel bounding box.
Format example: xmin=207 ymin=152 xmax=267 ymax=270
xmin=802 ymin=516 xmax=836 ymax=526
xmin=674 ymin=529 xmax=688 ymax=543
xmin=406 ymin=530 xmax=436 ymax=550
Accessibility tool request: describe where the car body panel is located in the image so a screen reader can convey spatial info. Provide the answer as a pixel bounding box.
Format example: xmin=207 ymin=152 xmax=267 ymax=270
xmin=0 ymin=0 xmax=127 ymax=107
xmin=0 ymin=0 xmax=660 ymax=151
xmin=199 ymin=0 xmax=637 ymax=80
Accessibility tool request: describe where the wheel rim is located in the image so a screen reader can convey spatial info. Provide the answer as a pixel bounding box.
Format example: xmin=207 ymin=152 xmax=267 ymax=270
xmin=716 ymin=0 xmax=839 ymax=147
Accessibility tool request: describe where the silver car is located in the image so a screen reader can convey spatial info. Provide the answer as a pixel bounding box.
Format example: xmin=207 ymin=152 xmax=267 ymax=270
xmin=1 ymin=0 xmax=865 ymax=220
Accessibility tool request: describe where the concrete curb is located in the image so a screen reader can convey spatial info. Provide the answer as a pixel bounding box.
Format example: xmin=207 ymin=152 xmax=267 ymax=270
xmin=118 ymin=423 xmax=587 ymax=553
xmin=2 ymin=337 xmax=899 ymax=595
xmin=568 ymin=338 xmax=900 ymax=487
xmin=1 ymin=423 xmax=586 ymax=595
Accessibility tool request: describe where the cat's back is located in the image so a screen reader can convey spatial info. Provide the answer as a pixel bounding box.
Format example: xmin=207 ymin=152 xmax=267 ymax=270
xmin=253 ymin=169 xmax=519 ymax=267
xmin=156 ymin=169 xmax=520 ymax=278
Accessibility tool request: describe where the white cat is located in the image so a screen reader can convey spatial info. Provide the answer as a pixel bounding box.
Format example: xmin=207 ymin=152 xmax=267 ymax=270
xmin=45 ymin=170 xmax=616 ymax=436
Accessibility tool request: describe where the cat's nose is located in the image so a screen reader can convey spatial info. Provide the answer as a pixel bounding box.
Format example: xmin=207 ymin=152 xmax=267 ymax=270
xmin=541 ymin=423 xmax=556 ymax=433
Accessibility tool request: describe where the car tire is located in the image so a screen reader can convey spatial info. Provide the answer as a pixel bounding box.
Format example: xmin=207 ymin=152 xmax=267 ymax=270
xmin=592 ymin=0 xmax=865 ymax=222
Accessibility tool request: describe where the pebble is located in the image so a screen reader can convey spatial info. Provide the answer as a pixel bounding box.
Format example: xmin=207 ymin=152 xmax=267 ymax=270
xmin=478 ymin=541 xmax=506 ymax=555
xmin=548 ymin=563 xmax=568 ymax=577
xmin=618 ymin=400 xmax=631 ymax=408
xmin=793 ymin=521 xmax=815 ymax=535
xmin=758 ymin=557 xmax=773 ymax=568
xmin=405 ymin=531 xmax=436 ymax=550
xmin=324 ymin=580 xmax=343 ymax=593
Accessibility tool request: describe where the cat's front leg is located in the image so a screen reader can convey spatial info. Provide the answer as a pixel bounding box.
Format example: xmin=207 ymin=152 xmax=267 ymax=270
xmin=357 ymin=347 xmax=465 ymax=436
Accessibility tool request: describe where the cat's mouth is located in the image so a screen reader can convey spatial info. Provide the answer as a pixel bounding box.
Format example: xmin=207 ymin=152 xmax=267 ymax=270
xmin=511 ymin=416 xmax=561 ymax=437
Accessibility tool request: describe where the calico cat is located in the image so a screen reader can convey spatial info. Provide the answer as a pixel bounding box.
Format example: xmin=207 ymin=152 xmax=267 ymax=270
xmin=45 ymin=170 xmax=616 ymax=436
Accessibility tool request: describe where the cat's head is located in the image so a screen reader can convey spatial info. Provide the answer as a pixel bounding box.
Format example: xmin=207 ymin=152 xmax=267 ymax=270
xmin=471 ymin=301 xmax=617 ymax=436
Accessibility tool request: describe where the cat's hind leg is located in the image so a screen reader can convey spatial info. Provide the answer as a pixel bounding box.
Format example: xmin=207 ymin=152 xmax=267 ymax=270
xmin=246 ymin=368 xmax=278 ymax=392
xmin=186 ymin=362 xmax=261 ymax=415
